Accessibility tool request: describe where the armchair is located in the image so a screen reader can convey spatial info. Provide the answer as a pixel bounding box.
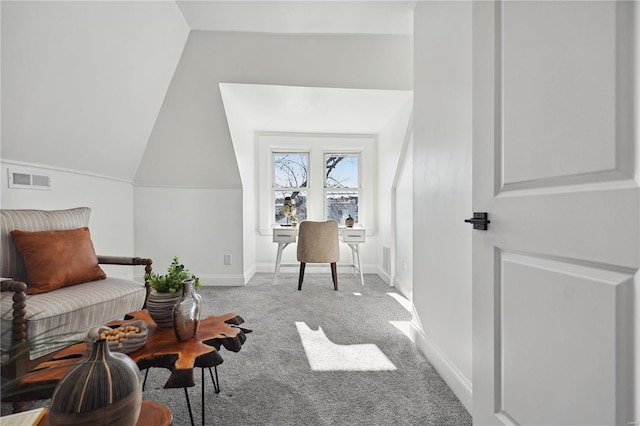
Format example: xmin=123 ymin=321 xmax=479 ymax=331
xmin=0 ymin=208 xmax=152 ymax=380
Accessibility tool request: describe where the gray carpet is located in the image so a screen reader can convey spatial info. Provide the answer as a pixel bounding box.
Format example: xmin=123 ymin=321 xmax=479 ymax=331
xmin=3 ymin=273 xmax=472 ymax=425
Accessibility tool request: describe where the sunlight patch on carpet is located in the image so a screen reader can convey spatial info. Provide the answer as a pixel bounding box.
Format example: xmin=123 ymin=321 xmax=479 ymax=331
xmin=387 ymin=292 xmax=411 ymax=312
xmin=353 ymin=292 xmax=362 ymax=296
xmin=295 ymin=322 xmax=397 ymax=371
xmin=390 ymin=321 xmax=413 ymax=339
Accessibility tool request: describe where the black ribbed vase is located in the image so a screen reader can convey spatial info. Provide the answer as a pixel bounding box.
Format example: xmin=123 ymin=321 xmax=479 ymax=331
xmin=49 ymin=339 xmax=142 ymax=426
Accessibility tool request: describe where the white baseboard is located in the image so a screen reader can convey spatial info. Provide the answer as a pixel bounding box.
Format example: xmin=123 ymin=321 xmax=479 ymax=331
xmin=137 ymin=273 xmax=245 ymax=286
xmin=393 ymin=277 xmax=412 ymax=299
xmin=408 ymin=321 xmax=472 ymax=414
xmin=244 ymin=265 xmax=256 ymax=284
xmin=377 ymin=266 xmax=391 ymax=285
xmin=198 ymin=274 xmax=245 ymax=286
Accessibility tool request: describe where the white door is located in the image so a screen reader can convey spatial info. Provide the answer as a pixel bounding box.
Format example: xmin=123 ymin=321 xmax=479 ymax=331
xmin=472 ymin=1 xmax=638 ymax=425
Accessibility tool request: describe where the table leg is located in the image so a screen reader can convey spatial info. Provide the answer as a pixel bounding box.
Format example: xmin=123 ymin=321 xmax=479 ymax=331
xmin=209 ymin=366 xmax=220 ymax=393
xmin=142 ymin=368 xmax=150 ymax=391
xmin=350 ymin=245 xmax=358 ymax=276
xmin=184 ymin=387 xmax=195 ymax=426
xmin=351 ymin=244 xmax=365 ymax=286
xmin=202 ymin=368 xmax=205 ymax=426
xmin=273 ymin=243 xmax=289 ymax=285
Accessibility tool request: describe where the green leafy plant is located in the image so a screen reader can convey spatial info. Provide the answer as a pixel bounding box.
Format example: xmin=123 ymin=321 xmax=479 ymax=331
xmin=144 ymin=256 xmax=201 ymax=293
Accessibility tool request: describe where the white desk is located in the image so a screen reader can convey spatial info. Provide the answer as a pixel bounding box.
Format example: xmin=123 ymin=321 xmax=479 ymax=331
xmin=272 ymin=225 xmax=366 ymax=286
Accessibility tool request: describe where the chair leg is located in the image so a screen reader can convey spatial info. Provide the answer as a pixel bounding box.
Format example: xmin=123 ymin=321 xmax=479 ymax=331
xmin=330 ymin=262 xmax=338 ymax=291
xmin=298 ymin=262 xmax=306 ymax=290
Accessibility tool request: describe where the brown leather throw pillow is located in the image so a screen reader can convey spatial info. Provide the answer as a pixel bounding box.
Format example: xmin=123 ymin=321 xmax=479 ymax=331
xmin=10 ymin=227 xmax=106 ymax=295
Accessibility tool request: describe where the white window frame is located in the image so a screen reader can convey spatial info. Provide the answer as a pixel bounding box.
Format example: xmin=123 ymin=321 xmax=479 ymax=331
xmin=272 ymin=151 xmax=309 ymax=224
xmin=257 ymin=133 xmax=376 ymax=235
xmin=323 ymin=152 xmax=361 ymax=225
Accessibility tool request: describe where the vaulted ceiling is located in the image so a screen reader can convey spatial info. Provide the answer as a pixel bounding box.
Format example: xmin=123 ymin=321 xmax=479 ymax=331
xmin=176 ymin=1 xmax=414 ymax=35
xmin=1 ymin=1 xmax=415 ymax=183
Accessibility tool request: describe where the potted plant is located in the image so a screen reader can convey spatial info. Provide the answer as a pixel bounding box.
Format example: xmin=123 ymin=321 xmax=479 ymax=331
xmin=144 ymin=256 xmax=201 ymax=327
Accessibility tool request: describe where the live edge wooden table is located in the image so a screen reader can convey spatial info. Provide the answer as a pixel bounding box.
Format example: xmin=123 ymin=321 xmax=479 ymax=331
xmin=4 ymin=309 xmax=250 ymax=426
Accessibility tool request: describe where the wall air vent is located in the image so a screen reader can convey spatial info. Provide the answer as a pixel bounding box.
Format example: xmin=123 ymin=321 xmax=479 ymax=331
xmin=383 ymin=246 xmax=391 ymax=274
xmin=8 ymin=168 xmax=51 ymax=190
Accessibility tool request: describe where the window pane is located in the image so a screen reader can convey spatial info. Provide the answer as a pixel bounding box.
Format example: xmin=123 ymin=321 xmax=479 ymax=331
xmin=274 ymin=153 xmax=308 ymax=189
xmin=326 ymin=191 xmax=358 ymax=225
xmin=325 ymin=154 xmax=358 ymax=188
xmin=275 ymin=190 xmax=307 ymax=224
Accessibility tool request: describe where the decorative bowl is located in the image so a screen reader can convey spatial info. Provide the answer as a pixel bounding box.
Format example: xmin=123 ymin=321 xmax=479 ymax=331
xmin=86 ymin=320 xmax=148 ymax=354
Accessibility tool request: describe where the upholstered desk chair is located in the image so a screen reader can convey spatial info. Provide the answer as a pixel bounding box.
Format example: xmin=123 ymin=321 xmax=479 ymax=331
xmin=297 ymin=220 xmax=340 ymax=291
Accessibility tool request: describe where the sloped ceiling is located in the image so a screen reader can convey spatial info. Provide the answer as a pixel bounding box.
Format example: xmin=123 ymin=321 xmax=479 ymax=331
xmin=1 ymin=1 xmax=190 ymax=181
xmin=134 ymin=30 xmax=412 ymax=187
xmin=220 ymin=83 xmax=413 ymax=134
xmin=176 ymin=0 xmax=414 ymax=35
xmin=2 ymin=1 xmax=414 ymax=184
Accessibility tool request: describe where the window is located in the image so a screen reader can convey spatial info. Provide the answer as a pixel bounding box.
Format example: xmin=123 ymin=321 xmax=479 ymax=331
xmin=258 ymin=134 xmax=374 ymax=235
xmin=273 ymin=152 xmax=308 ymax=224
xmin=325 ymin=153 xmax=359 ymax=224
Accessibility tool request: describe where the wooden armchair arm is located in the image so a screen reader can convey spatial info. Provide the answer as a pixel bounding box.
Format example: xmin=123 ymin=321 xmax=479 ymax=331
xmin=96 ymin=256 xmax=153 ymax=308
xmin=97 ymin=256 xmax=153 ymax=273
xmin=1 ymin=279 xmax=29 ymax=379
xmin=0 ymin=279 xmax=27 ymax=294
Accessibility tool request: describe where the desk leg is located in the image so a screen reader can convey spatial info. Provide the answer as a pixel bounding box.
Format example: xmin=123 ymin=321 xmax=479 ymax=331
xmin=351 ymin=244 xmax=364 ymax=286
xmin=350 ymin=245 xmax=358 ymax=277
xmin=273 ymin=243 xmax=289 ymax=285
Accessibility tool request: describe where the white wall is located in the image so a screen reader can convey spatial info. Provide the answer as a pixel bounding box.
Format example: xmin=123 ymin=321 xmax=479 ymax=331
xmin=377 ymin=99 xmax=413 ymax=283
xmin=136 ymin=31 xmax=412 ymax=282
xmin=636 ymin=2 xmax=640 ymax=419
xmin=0 ymin=1 xmax=188 ymax=280
xmin=1 ymin=1 xmax=189 ymax=181
xmin=133 ymin=186 xmax=244 ymax=286
xmin=219 ymin=86 xmax=258 ymax=281
xmin=0 ymin=162 xmax=136 ymax=279
xmin=412 ymin=1 xmax=473 ymax=412
xmin=394 ymin=136 xmax=413 ymax=299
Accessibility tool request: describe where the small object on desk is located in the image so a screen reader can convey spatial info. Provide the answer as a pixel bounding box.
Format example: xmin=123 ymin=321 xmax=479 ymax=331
xmin=280 ymin=224 xmax=292 ymax=227
xmin=345 ymin=215 xmax=355 ymax=228
xmin=0 ymin=407 xmax=47 ymax=426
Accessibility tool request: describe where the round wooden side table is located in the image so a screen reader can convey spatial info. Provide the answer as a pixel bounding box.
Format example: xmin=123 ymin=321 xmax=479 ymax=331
xmin=38 ymin=400 xmax=173 ymax=426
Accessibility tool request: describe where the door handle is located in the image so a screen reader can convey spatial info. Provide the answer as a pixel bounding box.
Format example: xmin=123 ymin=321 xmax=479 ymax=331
xmin=465 ymin=212 xmax=490 ymax=230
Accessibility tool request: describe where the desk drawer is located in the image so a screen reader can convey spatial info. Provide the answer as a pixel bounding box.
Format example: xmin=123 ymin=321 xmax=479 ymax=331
xmin=341 ymin=229 xmax=366 ymax=243
xmin=273 ymin=229 xmax=296 ymax=243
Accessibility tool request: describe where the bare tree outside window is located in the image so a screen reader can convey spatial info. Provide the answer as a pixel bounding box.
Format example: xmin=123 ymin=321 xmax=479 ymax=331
xmin=274 ymin=154 xmax=308 ymax=189
xmin=273 ymin=153 xmax=360 ymax=225
xmin=325 ymin=154 xmax=359 ymax=224
xmin=274 ymin=153 xmax=308 ymax=223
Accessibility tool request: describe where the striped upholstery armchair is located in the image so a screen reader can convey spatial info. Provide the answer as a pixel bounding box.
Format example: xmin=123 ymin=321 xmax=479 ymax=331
xmin=0 ymin=207 xmax=152 ymax=379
